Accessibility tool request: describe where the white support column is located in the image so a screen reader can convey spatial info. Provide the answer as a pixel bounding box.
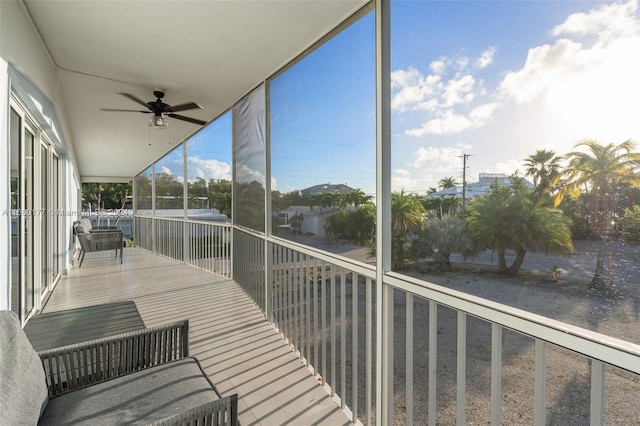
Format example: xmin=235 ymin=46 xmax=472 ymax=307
xmin=182 ymin=141 xmax=189 ymax=264
xmin=0 ymin=58 xmax=9 ymax=311
xmin=375 ymin=0 xmax=392 ymax=424
xmin=264 ymin=80 xmax=272 ymax=317
xmin=151 ymin=164 xmax=156 ymax=254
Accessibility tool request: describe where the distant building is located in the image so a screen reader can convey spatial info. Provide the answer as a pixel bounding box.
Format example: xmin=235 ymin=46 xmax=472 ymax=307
xmin=425 ymin=173 xmax=533 ymax=200
xmin=300 ymin=183 xmax=353 ymax=199
xmin=285 ymin=205 xmax=341 ymax=237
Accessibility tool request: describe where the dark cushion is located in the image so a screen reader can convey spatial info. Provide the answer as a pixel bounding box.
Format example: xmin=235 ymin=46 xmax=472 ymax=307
xmin=39 ymin=357 xmax=219 ymax=425
xmin=0 ymin=311 xmax=49 ymax=424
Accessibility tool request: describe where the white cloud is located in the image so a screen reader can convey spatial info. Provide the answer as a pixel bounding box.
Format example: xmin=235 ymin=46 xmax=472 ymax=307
xmin=442 ymin=75 xmax=476 ymax=107
xmin=236 ymin=163 xmax=266 ymax=187
xmin=430 ymin=60 xmax=447 ymax=75
xmin=392 ymin=145 xmax=473 ymax=192
xmin=409 ymin=146 xmax=468 ymax=170
xmin=187 ymin=156 xmax=231 ymax=182
xmin=406 ymin=110 xmax=471 ymax=136
xmin=499 ymin=39 xmax=583 ymax=104
xmin=456 ymin=56 xmax=470 ymax=71
xmin=391 ymin=67 xmax=442 ymax=112
xmin=159 ymin=166 xmax=171 ymax=175
xmin=406 ymin=102 xmax=497 ymax=137
xmin=393 ymin=51 xmax=499 ymax=136
xmin=392 ymin=168 xmax=434 ymax=193
xmin=476 ymin=47 xmax=496 ymax=69
xmin=499 ymin=0 xmax=640 ymax=143
xmin=469 ymin=103 xmax=498 ymax=123
xmin=552 ymin=0 xmax=640 ymax=40
xmin=492 ymin=159 xmax=523 ymax=177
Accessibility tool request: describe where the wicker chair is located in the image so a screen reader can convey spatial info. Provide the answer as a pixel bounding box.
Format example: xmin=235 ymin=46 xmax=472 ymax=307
xmin=73 ymin=220 xmax=123 ymax=267
xmin=0 ymin=311 xmax=238 ymax=425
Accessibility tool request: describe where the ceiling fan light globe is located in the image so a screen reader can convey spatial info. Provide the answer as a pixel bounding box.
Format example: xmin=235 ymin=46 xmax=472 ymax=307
xmin=149 ymin=116 xmax=169 ymax=129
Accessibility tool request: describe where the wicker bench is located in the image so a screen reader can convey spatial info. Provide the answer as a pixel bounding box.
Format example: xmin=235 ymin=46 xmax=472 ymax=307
xmin=0 ymin=311 xmax=238 ymax=425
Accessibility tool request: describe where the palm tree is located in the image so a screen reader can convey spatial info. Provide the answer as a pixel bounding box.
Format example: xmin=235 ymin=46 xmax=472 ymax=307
xmin=523 ymin=149 xmax=561 ymax=199
xmin=388 ymin=190 xmax=427 ymax=269
xmin=438 ymin=176 xmax=458 ymax=190
xmin=344 ymin=188 xmax=372 ymax=208
xmin=391 ymin=190 xmax=425 ymax=237
xmin=554 ymin=140 xmax=640 ymax=287
xmin=466 ymin=178 xmax=573 ymax=275
xmin=418 ymin=212 xmax=466 ymax=269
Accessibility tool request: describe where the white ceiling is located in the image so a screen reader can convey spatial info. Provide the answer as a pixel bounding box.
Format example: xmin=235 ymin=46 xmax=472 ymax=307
xmin=23 ymin=0 xmax=368 ymax=182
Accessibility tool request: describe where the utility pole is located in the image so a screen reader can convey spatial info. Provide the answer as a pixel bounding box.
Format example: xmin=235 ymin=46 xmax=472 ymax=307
xmin=459 ymin=154 xmax=471 ymax=217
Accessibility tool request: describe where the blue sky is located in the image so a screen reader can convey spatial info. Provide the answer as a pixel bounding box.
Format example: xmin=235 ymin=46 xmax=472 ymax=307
xmin=169 ymin=0 xmax=640 ymax=199
xmin=390 ymin=0 xmax=640 ymax=194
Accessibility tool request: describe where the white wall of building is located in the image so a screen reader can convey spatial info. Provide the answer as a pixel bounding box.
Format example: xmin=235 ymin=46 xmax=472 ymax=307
xmin=1 ymin=0 xmax=80 ymax=311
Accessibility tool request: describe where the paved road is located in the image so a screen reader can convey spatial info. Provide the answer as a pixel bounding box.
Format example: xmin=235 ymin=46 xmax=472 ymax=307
xmin=279 ymin=229 xmax=640 ymax=289
xmin=449 ymin=240 xmax=640 ymax=288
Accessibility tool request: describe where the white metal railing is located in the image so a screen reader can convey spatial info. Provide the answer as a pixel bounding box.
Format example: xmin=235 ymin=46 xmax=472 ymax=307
xmin=233 ymin=232 xmax=640 ymax=425
xmin=136 ymin=219 xmax=640 ymax=424
xmin=233 ymin=229 xmax=377 ymax=424
xmin=186 ymin=220 xmax=231 ymax=277
xmin=154 ymin=216 xmax=184 ymax=261
xmin=134 ymin=216 xmax=231 ymax=277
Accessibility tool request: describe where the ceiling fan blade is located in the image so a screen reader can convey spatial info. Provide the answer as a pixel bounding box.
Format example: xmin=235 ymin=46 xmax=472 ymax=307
xmin=100 ymin=108 xmax=150 ymax=113
xmin=168 ymin=113 xmax=206 ymax=125
xmin=168 ymin=102 xmax=203 ymax=112
xmin=119 ymin=92 xmax=152 ymax=109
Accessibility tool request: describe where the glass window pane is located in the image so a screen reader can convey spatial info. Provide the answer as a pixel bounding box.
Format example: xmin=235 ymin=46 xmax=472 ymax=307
xmin=390 ymin=0 xmax=640 ymax=422
xmin=135 ymin=166 xmax=153 ymax=215
xmin=186 ymin=111 xmax=232 ymax=221
xmin=24 ymin=128 xmax=34 ymax=316
xmin=270 ymin=12 xmax=376 ymax=258
xmin=154 ymin=145 xmax=185 ymax=216
xmin=233 ymin=85 xmax=266 ymax=232
xmin=10 ymin=108 xmax=20 ymax=315
xmin=390 ymin=0 xmax=640 ymax=337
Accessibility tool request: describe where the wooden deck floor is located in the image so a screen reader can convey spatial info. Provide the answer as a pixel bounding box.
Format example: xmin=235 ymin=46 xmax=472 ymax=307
xmin=42 ymin=247 xmax=351 ymax=426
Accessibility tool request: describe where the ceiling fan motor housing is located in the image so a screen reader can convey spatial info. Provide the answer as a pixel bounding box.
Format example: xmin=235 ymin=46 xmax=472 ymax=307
xmin=101 ymin=90 xmax=207 ymax=126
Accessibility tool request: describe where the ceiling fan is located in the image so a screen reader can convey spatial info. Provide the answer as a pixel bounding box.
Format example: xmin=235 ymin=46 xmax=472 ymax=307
xmin=101 ymin=90 xmax=207 ymax=128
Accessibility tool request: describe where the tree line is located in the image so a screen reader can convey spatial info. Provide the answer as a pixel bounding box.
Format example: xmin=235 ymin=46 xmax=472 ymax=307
xmin=276 ymin=139 xmax=639 ymax=288
xmin=88 ymin=139 xmax=639 ymax=288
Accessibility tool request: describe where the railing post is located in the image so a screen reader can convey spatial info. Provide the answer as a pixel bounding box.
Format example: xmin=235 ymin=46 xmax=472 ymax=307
xmin=406 ymin=293 xmax=414 ymax=426
xmin=590 ymin=359 xmax=605 ymax=426
xmin=533 ymin=339 xmax=546 ymax=426
xmin=457 ymin=311 xmax=467 ymax=426
xmin=428 ymin=301 xmax=437 ymax=426
xmin=265 ymin=240 xmax=273 ymax=323
xmin=491 ymin=324 xmax=503 ymax=425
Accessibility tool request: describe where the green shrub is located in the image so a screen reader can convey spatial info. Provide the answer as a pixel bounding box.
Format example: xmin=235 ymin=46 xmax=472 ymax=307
xmin=621 ymin=205 xmax=640 ymax=245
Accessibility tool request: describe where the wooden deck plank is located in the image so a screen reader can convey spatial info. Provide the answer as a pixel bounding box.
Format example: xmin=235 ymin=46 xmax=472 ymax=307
xmin=41 ymin=247 xmax=351 ymax=426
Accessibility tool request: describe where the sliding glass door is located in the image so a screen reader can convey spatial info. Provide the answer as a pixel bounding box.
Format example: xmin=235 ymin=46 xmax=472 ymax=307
xmin=9 ymin=99 xmax=63 ymax=323
xmin=9 ymin=105 xmax=36 ymax=321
